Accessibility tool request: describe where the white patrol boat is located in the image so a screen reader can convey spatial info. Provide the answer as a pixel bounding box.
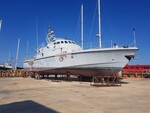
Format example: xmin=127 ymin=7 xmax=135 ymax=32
xmin=23 ymin=0 xmax=138 ymax=77
xmin=23 ymin=26 xmax=138 ymax=77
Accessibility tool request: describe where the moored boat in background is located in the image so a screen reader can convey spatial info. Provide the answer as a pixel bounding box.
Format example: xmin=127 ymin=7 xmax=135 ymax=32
xmin=0 ymin=63 xmax=12 ymax=70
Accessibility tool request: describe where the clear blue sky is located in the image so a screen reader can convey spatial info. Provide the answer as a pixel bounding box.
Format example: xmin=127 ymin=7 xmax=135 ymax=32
xmin=0 ymin=0 xmax=150 ymax=67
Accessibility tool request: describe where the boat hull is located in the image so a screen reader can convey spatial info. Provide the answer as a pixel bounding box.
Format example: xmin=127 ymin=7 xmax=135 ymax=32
xmin=23 ymin=47 xmax=138 ymax=76
xmin=23 ymin=67 xmax=121 ymax=77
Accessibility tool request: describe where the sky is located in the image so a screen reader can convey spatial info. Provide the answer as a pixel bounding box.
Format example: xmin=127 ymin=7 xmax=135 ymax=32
xmin=0 ymin=0 xmax=150 ymax=67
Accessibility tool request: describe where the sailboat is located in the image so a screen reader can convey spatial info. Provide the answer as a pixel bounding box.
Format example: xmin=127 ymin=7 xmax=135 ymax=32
xmin=23 ymin=0 xmax=138 ymax=78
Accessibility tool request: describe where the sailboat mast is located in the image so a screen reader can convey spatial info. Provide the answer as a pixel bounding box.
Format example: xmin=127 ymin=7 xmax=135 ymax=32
xmin=36 ymin=18 xmax=39 ymax=54
xmin=8 ymin=51 xmax=11 ymax=63
xmin=26 ymin=41 xmax=29 ymax=59
xmin=0 ymin=20 xmax=2 ymax=31
xmin=133 ymin=28 xmax=136 ymax=47
xmin=98 ymin=0 xmax=102 ymax=48
xmin=81 ymin=4 xmax=84 ymax=49
xmin=15 ymin=38 xmax=20 ymax=69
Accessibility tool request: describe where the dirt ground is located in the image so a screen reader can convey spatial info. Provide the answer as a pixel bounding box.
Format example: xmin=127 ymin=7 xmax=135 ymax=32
xmin=0 ymin=77 xmax=150 ymax=113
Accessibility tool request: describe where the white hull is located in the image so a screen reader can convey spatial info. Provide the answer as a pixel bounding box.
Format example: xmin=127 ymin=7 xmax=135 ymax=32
xmin=23 ymin=47 xmax=138 ymax=76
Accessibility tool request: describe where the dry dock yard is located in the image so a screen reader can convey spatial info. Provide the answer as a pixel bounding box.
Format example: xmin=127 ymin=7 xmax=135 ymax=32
xmin=0 ymin=77 xmax=150 ymax=113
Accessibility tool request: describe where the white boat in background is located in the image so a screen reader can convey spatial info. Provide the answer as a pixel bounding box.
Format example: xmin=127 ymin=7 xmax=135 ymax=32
xmin=0 ymin=63 xmax=12 ymax=70
xmin=23 ymin=0 xmax=138 ymax=77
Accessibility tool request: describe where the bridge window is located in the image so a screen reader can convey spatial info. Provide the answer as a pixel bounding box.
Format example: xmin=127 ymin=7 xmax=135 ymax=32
xmin=61 ymin=41 xmax=64 ymax=43
xmin=65 ymin=41 xmax=68 ymax=43
xmin=57 ymin=42 xmax=60 ymax=44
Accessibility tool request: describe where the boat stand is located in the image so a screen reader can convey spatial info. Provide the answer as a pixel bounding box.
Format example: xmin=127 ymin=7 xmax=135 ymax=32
xmin=35 ymin=73 xmax=40 ymax=80
xmin=64 ymin=73 xmax=71 ymax=81
xmin=90 ymin=75 xmax=121 ymax=87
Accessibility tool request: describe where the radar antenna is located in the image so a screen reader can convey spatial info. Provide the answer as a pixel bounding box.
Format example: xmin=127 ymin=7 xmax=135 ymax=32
xmin=46 ymin=26 xmax=55 ymax=43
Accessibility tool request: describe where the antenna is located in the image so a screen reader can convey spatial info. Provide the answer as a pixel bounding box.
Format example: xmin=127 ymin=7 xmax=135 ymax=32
xmin=15 ymin=38 xmax=20 ymax=69
xmin=81 ymin=4 xmax=84 ymax=49
xmin=133 ymin=28 xmax=136 ymax=47
xmin=97 ymin=0 xmax=102 ymax=48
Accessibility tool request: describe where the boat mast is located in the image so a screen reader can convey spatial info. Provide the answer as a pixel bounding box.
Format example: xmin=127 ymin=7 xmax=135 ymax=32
xmin=0 ymin=20 xmax=2 ymax=31
xmin=36 ymin=18 xmax=39 ymax=54
xmin=133 ymin=28 xmax=136 ymax=47
xmin=81 ymin=4 xmax=84 ymax=49
xmin=97 ymin=0 xmax=102 ymax=48
xmin=8 ymin=51 xmax=11 ymax=64
xmin=15 ymin=38 xmax=20 ymax=69
xmin=26 ymin=41 xmax=29 ymax=59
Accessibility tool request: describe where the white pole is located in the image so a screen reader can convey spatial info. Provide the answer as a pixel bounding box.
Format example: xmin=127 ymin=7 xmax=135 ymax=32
xmin=26 ymin=41 xmax=29 ymax=59
xmin=15 ymin=38 xmax=20 ymax=69
xmin=8 ymin=51 xmax=11 ymax=63
xmin=98 ymin=0 xmax=102 ymax=48
xmin=36 ymin=18 xmax=39 ymax=53
xmin=133 ymin=28 xmax=136 ymax=47
xmin=0 ymin=20 xmax=2 ymax=31
xmin=81 ymin=4 xmax=84 ymax=49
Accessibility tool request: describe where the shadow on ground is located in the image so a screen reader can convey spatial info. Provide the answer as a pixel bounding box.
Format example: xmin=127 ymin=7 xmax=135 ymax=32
xmin=0 ymin=100 xmax=59 ymax=113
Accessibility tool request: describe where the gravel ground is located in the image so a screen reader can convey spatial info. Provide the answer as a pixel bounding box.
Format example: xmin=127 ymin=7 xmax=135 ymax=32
xmin=0 ymin=77 xmax=150 ymax=113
